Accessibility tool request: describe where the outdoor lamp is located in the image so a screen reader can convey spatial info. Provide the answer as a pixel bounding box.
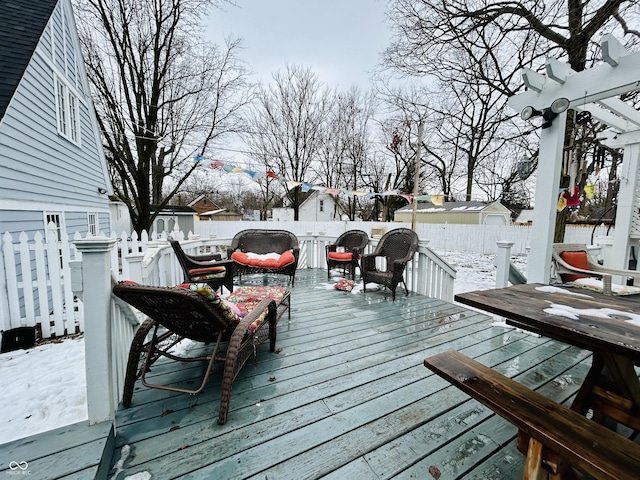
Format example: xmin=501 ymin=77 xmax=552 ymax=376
xmin=520 ymin=106 xmax=541 ymax=121
xmin=521 ymin=97 xmax=570 ymax=128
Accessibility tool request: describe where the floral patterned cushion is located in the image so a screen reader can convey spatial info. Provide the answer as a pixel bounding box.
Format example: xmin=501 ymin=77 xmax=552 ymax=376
xmin=178 ymin=283 xmax=238 ymax=328
xmin=178 ymin=284 xmax=288 ymax=335
xmin=334 ymin=279 xmax=355 ymax=291
xmin=225 ymin=286 xmax=289 ymax=333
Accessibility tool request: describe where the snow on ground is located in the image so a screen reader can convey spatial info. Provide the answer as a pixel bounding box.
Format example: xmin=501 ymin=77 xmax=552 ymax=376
xmin=0 ymin=249 xmax=527 ymax=445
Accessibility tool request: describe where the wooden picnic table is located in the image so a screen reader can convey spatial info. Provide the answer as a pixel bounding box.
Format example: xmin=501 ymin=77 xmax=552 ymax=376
xmin=455 ymin=282 xmax=640 ymax=431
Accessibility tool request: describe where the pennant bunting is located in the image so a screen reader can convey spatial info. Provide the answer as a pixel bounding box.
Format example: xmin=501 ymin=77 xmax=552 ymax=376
xmin=430 ymin=194 xmax=444 ymax=206
xmin=557 ymin=191 xmax=567 ymax=211
xmin=583 ymin=184 xmax=595 ymax=200
xmin=197 ymin=157 xmax=448 ymax=205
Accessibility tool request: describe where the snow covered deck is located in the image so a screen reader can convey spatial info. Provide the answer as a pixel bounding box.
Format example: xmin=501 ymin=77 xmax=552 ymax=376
xmin=1 ymin=269 xmax=594 ymax=479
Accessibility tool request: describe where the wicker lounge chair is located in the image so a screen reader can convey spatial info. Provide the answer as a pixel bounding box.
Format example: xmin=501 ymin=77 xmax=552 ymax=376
xmin=361 ymin=228 xmax=419 ymax=301
xmin=113 ymin=282 xmax=290 ymax=424
xmin=170 ymin=239 xmax=234 ymax=292
xmin=226 ymin=229 xmax=299 ymax=286
xmin=325 ymin=230 xmax=369 ymax=280
xmin=552 ymin=243 xmax=640 ymax=286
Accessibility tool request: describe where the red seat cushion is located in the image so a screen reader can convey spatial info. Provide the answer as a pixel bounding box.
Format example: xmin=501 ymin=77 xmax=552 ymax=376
xmin=187 ymin=266 xmax=226 ymax=281
xmin=231 ymin=250 xmax=295 ymax=269
xmin=560 ymin=251 xmax=589 ymax=282
xmin=328 ymin=252 xmax=353 ymax=261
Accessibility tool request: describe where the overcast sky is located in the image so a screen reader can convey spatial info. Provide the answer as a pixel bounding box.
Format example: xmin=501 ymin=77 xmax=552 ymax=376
xmin=205 ymin=0 xmax=391 ymax=91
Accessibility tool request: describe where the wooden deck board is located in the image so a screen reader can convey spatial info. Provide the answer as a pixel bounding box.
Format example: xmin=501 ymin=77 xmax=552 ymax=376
xmin=3 ymin=269 xmax=626 ymax=480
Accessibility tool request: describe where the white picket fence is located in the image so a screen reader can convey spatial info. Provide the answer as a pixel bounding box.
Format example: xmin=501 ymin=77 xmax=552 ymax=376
xmin=0 ymin=221 xmax=611 ymax=339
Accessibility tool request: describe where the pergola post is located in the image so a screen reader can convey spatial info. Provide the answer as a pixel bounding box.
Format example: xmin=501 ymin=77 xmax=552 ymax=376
xmin=611 ymin=142 xmax=640 ymax=270
xmin=527 ymin=112 xmax=567 ymax=284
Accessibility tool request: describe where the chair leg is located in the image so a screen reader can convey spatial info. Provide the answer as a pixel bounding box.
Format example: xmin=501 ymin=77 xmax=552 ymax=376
xmin=122 ymin=318 xmax=156 ymax=407
xmin=140 ymin=331 xmax=223 ymax=396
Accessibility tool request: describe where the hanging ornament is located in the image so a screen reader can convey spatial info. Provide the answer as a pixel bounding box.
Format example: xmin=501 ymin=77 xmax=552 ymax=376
xmin=576 ymin=110 xmax=592 ymax=125
xmin=517 ymin=156 xmax=533 ymax=180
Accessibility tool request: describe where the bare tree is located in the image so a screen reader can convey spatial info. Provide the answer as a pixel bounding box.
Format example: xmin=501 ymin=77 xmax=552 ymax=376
xmin=384 ymin=0 xmax=640 ymax=239
xmin=246 ymin=65 xmax=334 ymax=220
xmin=74 ymin=0 xmax=252 ymax=234
xmin=314 ymin=87 xmax=377 ymax=220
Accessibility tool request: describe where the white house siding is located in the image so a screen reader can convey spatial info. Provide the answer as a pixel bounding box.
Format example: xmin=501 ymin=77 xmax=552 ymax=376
xmin=0 ymin=0 xmax=111 ymax=241
xmin=298 ymin=192 xmax=339 ymax=221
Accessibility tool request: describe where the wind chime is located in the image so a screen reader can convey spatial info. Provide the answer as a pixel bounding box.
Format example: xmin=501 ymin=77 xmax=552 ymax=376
xmin=558 ymin=110 xmax=595 ymax=212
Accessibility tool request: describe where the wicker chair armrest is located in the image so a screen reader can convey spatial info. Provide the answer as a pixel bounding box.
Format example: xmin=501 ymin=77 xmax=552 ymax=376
xmin=361 ymin=253 xmax=381 ymax=269
xmin=588 ymin=263 xmax=640 ymax=284
xmin=229 ymin=298 xmax=276 ymax=344
xmin=552 ymin=254 xmax=602 ymax=277
xmin=292 ymin=247 xmax=300 ymax=260
xmin=186 ymin=258 xmax=234 ymax=270
xmin=188 ymin=252 xmax=222 ymax=262
xmin=326 ymin=244 xmax=338 ymax=254
xmin=392 ymin=259 xmax=409 ymax=274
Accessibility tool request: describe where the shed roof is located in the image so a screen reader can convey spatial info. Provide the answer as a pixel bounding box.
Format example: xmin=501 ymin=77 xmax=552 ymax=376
xmin=396 ymin=200 xmax=492 ymax=213
xmin=150 ymin=204 xmax=197 ymax=215
xmin=0 ymin=0 xmax=57 ymax=122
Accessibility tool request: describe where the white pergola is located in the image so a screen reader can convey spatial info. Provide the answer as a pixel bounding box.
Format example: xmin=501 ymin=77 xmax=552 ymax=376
xmin=508 ymin=34 xmax=640 ymax=284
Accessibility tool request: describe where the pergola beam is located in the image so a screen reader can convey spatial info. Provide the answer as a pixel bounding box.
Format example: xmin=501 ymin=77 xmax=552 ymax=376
xmin=508 ymin=46 xmax=640 ymax=130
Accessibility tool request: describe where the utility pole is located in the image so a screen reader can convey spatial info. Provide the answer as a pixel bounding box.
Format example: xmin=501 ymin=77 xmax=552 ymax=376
xmin=411 ymin=121 xmax=424 ymax=230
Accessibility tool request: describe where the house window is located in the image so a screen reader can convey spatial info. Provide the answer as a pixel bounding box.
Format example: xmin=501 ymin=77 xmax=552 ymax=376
xmin=45 ymin=213 xmax=62 ymax=242
xmin=45 ymin=213 xmax=64 ymax=266
xmin=55 ymin=76 xmax=80 ymax=145
xmin=319 ymin=200 xmax=324 ymax=212
xmin=88 ymin=213 xmax=98 ymax=236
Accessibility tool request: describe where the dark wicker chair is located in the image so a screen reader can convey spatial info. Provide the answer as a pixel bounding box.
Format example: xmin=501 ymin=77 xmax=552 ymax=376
xmin=226 ymin=229 xmax=299 ymax=286
xmin=113 ymin=282 xmax=288 ymax=424
xmin=170 ymin=240 xmax=234 ymax=292
xmin=326 ymin=230 xmax=369 ymax=280
xmin=361 ymin=228 xmax=419 ymax=301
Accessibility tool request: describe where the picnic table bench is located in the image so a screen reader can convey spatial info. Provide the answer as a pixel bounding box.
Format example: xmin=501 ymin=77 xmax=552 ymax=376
xmin=424 ymin=349 xmax=640 ymax=480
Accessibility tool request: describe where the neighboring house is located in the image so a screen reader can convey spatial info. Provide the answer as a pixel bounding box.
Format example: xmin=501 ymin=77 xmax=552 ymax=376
xmin=242 ymin=210 xmax=260 ymax=221
xmin=151 ymin=205 xmax=196 ymax=236
xmin=109 ymin=196 xmax=133 ymax=235
xmin=198 ymin=210 xmax=243 ymax=222
xmin=298 ymin=191 xmax=340 ymax=222
xmin=0 ymin=0 xmax=113 ymax=241
xmin=394 ymin=201 xmax=512 ymax=225
xmin=187 ymin=195 xmax=242 ymax=221
xmin=271 ymin=207 xmax=295 ymax=222
xmin=188 ymin=195 xmax=220 ymax=218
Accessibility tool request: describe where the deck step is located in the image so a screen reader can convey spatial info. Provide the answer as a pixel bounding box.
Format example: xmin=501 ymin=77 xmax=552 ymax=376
xmin=0 ymin=420 xmax=114 ymax=480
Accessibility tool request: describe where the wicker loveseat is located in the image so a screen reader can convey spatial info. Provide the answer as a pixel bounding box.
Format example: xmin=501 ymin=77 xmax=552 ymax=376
xmin=226 ymin=229 xmax=299 ymax=286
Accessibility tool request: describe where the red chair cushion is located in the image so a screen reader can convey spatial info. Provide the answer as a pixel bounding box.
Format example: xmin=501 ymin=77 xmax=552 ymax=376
xmin=231 ymin=250 xmax=295 ymax=269
xmin=560 ymin=251 xmax=589 ymax=282
xmin=187 ymin=266 xmax=226 ymax=281
xmin=328 ymin=252 xmax=353 ymax=261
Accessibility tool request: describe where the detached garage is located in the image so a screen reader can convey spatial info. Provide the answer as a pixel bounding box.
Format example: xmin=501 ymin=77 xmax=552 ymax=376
xmin=394 ymin=200 xmax=512 ymax=225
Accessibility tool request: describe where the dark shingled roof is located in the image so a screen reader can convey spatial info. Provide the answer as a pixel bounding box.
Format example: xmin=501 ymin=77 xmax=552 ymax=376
xmin=0 ymin=0 xmax=58 ymax=122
